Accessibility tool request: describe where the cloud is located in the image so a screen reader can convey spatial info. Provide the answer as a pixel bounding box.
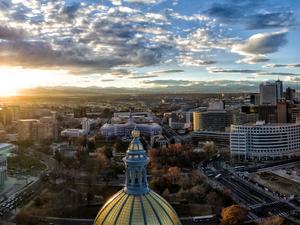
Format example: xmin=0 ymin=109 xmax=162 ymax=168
xmin=177 ymin=55 xmax=216 ymax=67
xmin=170 ymin=12 xmax=210 ymax=22
xmin=151 ymin=69 xmax=184 ymax=74
xmin=0 ymin=1 xmax=173 ymax=75
xmin=142 ymin=79 xmax=194 ymax=86
xmin=263 ymin=63 xmax=300 ymax=68
xmin=124 ymin=0 xmax=163 ymax=4
xmin=128 ymin=74 xmax=159 ymax=79
xmin=205 ymin=1 xmax=296 ymax=30
xmin=0 ymin=25 xmax=26 ymax=40
xmin=101 ymin=79 xmax=115 ymax=82
xmin=232 ymin=30 xmax=288 ymax=64
xmin=257 ymin=72 xmax=300 ymax=76
xmin=207 ymin=67 xmax=260 ymax=74
xmin=207 ymin=67 xmax=300 ymax=77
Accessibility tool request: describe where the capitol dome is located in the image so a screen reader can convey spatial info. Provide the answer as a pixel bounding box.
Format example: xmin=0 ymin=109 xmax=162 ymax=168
xmin=94 ymin=129 xmax=181 ymax=225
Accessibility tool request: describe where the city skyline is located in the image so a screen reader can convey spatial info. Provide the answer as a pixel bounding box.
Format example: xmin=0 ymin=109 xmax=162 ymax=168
xmin=0 ymin=0 xmax=300 ymax=96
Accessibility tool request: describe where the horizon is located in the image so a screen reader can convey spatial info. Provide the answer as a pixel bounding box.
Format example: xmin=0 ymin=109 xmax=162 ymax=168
xmin=0 ymin=0 xmax=300 ymax=96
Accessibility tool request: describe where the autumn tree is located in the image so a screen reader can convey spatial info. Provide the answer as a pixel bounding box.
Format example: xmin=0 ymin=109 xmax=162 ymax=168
xmin=221 ymin=204 xmax=247 ymax=225
xmin=203 ymin=141 xmax=217 ymax=158
xmin=260 ymin=216 xmax=284 ymax=225
xmin=96 ymin=151 xmax=109 ymax=170
xmin=166 ymin=167 xmax=181 ymax=184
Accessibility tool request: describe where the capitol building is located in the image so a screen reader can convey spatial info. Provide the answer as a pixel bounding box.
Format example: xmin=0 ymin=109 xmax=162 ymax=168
xmin=94 ymin=129 xmax=181 ymax=225
xmin=100 ymin=113 xmax=161 ymax=138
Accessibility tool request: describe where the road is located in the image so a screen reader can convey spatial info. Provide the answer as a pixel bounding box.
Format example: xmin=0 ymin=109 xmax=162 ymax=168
xmin=38 ymin=217 xmax=219 ymax=225
xmin=215 ymin=174 xmax=299 ymax=222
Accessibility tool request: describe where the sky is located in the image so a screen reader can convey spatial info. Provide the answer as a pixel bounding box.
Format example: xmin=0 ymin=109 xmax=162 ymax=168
xmin=0 ymin=0 xmax=300 ymax=95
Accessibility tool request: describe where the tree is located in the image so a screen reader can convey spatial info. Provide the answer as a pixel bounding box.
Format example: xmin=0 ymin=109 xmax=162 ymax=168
xmin=115 ymin=139 xmax=129 ymax=153
xmin=87 ymin=139 xmax=96 ymax=152
xmin=221 ymin=205 xmax=247 ymax=225
xmin=103 ymin=145 xmax=113 ymax=158
xmin=96 ymin=152 xmax=109 ymax=170
xmin=34 ymin=196 xmax=44 ymax=207
xmin=87 ymin=189 xmax=95 ymax=202
xmin=203 ymin=141 xmax=217 ymax=158
xmin=54 ymin=150 xmax=63 ymax=164
xmin=166 ymin=167 xmax=181 ymax=184
xmin=260 ymin=216 xmax=284 ymax=225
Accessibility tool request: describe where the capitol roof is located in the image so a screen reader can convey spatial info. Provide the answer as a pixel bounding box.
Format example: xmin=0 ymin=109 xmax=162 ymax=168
xmin=94 ymin=128 xmax=181 ymax=225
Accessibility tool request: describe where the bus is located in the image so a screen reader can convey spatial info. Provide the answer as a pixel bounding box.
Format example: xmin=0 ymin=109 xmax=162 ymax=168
xmin=192 ymin=215 xmax=216 ymax=223
xmin=234 ymin=166 xmax=246 ymax=172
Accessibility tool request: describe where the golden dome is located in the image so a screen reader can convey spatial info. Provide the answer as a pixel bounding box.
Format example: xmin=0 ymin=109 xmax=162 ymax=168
xmin=94 ymin=128 xmax=182 ymax=225
xmin=94 ymin=189 xmax=181 ymax=225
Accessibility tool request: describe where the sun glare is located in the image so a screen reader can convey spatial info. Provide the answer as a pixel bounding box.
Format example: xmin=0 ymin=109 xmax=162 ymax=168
xmin=0 ymin=67 xmax=74 ymax=96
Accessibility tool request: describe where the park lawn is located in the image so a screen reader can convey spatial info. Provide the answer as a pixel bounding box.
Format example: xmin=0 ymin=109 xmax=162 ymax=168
xmin=7 ymin=154 xmax=47 ymax=172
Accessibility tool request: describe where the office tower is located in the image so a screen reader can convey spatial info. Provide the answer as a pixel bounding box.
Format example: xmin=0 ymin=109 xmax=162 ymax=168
xmin=277 ymin=101 xmax=288 ymax=123
xmin=18 ymin=119 xmax=39 ymax=141
xmin=259 ymin=82 xmax=277 ymax=105
xmin=258 ymin=105 xmax=277 ymax=123
xmin=275 ymin=79 xmax=283 ymax=100
xmin=193 ymin=111 xmax=230 ymax=132
xmin=286 ymin=87 xmax=296 ymax=102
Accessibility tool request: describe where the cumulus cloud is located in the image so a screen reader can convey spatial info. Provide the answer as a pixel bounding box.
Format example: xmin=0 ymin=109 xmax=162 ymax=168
xmin=0 ymin=0 xmax=172 ymax=75
xmin=0 ymin=0 xmax=297 ymax=80
xmin=232 ymin=30 xmax=288 ymax=64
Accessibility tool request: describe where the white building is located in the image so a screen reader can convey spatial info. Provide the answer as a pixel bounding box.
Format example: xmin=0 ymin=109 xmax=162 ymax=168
xmin=100 ymin=116 xmax=161 ymax=138
xmin=61 ymin=129 xmax=85 ymax=138
xmin=230 ymin=121 xmax=300 ymax=160
xmin=81 ymin=117 xmax=91 ymax=134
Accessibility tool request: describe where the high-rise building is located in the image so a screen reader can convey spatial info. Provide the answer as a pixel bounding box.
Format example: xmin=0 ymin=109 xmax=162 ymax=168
xmin=277 ymin=101 xmax=288 ymax=123
xmin=258 ymin=105 xmax=277 ymax=123
xmin=37 ymin=117 xmax=58 ymax=141
xmin=259 ymin=82 xmax=277 ymax=105
xmin=94 ymin=129 xmax=181 ymax=225
xmin=18 ymin=119 xmax=39 ymax=141
xmin=275 ymin=79 xmax=283 ymax=100
xmin=286 ymin=87 xmax=296 ymax=102
xmin=231 ymin=111 xmax=258 ymax=125
xmin=0 ymin=105 xmax=20 ymax=127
